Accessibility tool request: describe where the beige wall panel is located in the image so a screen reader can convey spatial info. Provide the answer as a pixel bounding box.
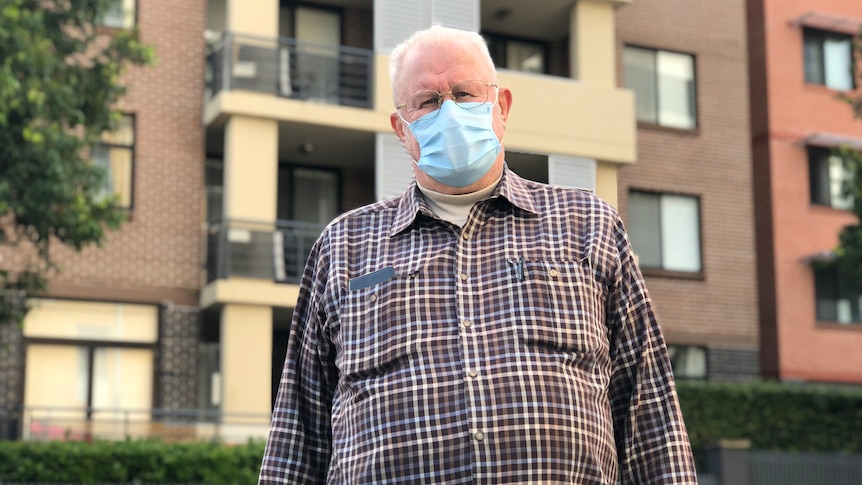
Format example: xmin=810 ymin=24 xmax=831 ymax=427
xmin=595 ymin=161 xmax=619 ymax=208
xmin=201 ymin=278 xmax=300 ymax=308
xmin=573 ymin=0 xmax=617 ymax=88
xmin=224 ymin=116 xmax=278 ymax=222
xmin=498 ymin=72 xmax=635 ymax=164
xmin=220 ymin=304 xmax=272 ymax=420
xmin=23 ymin=299 xmax=157 ymax=342
xmin=226 ymin=0 xmax=278 ymax=38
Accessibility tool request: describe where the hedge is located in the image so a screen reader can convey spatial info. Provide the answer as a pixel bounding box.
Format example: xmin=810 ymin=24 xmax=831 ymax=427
xmin=0 ymin=381 xmax=860 ymax=483
xmin=677 ymin=380 xmax=862 ymax=468
xmin=0 ymin=439 xmax=265 ymax=484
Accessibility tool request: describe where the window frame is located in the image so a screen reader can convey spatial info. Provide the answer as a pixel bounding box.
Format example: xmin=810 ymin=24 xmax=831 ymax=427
xmin=808 ymin=146 xmax=855 ymax=210
xmin=802 ymin=27 xmax=856 ymax=91
xmin=622 ymin=44 xmax=699 ymax=131
xmin=483 ymin=32 xmax=549 ymax=75
xmin=92 ymin=113 xmax=136 ymax=210
xmin=667 ymin=345 xmax=708 ymax=380
xmin=100 ymin=0 xmax=138 ymax=29
xmin=813 ymin=263 xmax=862 ymax=325
xmin=627 ymin=189 xmax=704 ymax=277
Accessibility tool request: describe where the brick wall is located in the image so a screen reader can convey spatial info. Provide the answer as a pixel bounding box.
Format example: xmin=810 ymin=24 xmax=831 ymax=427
xmin=48 ymin=0 xmax=208 ymax=306
xmin=615 ymin=0 xmax=759 ymax=349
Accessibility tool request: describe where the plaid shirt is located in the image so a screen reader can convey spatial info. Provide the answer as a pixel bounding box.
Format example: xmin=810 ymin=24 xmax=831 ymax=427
xmin=259 ymin=167 xmax=697 ymax=484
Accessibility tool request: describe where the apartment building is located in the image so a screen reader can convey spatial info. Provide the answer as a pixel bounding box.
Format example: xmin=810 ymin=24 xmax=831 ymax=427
xmin=0 ymin=1 xmax=208 ymax=441
xmin=615 ymin=0 xmax=761 ymax=382
xmin=0 ymin=0 xmax=638 ymax=442
xmin=748 ymin=0 xmax=862 ymax=384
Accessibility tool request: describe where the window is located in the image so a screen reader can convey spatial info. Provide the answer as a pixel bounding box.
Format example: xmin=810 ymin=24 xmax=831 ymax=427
xmin=485 ymin=34 xmax=547 ymax=74
xmin=22 ymin=300 xmax=157 ymax=440
xmin=91 ymin=114 xmax=134 ymax=209
xmin=628 ymin=191 xmax=702 ymax=273
xmin=205 ymin=159 xmax=223 ymax=224
xmin=815 ymin=264 xmax=862 ymax=324
xmin=623 ymin=46 xmax=697 ymax=129
xmin=803 ymin=28 xmax=854 ymax=91
xmin=277 ymin=166 xmax=339 ymax=225
xmin=809 ymin=147 xmax=854 ymax=210
xmin=101 ymin=0 xmax=137 ymax=29
xmin=667 ymin=345 xmax=707 ymax=379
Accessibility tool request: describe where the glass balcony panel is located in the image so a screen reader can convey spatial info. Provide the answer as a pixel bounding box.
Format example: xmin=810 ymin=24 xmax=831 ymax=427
xmin=207 ymin=34 xmax=373 ymax=109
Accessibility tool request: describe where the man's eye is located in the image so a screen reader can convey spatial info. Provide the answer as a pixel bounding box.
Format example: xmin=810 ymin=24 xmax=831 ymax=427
xmin=412 ymin=95 xmax=439 ymax=110
xmin=453 ymin=90 xmax=474 ymax=100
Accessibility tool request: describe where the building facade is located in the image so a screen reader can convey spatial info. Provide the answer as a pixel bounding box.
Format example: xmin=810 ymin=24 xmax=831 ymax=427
xmin=1 ymin=0 xmax=638 ymax=441
xmin=748 ymin=0 xmax=862 ymax=384
xmin=615 ymin=0 xmax=761 ymax=382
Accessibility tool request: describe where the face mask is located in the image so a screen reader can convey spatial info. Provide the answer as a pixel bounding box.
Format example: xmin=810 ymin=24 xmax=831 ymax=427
xmin=408 ymin=100 xmax=502 ymax=188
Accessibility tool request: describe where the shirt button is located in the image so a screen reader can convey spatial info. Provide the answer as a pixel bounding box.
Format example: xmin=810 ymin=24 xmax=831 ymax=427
xmin=459 ymin=273 xmax=468 ymax=281
xmin=475 ymin=432 xmax=484 ymax=441
xmin=461 ymin=232 xmax=470 ymax=240
xmin=549 ymin=269 xmax=559 ymax=278
xmin=462 ymin=320 xmax=472 ymax=328
xmin=468 ymin=370 xmax=478 ymax=378
xmin=369 ymin=294 xmax=378 ymax=302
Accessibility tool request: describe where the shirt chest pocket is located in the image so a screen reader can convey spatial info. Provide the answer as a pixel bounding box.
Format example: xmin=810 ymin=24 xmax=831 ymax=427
xmin=510 ymin=259 xmax=607 ymax=355
xmin=334 ymin=272 xmax=454 ymax=380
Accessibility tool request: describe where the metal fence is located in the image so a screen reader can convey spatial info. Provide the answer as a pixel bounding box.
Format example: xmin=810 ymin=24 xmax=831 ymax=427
xmin=703 ymin=443 xmax=862 ymax=485
xmin=2 ymin=406 xmax=270 ymax=444
xmin=749 ymin=450 xmax=862 ymax=485
xmin=207 ymin=32 xmax=374 ymax=108
xmin=206 ymin=219 xmax=324 ymax=284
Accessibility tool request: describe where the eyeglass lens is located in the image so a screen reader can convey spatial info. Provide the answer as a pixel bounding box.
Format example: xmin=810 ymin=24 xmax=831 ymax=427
xmin=402 ymin=80 xmax=492 ymax=118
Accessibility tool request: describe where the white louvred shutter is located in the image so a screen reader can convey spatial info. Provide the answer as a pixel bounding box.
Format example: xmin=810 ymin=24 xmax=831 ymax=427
xmin=548 ymin=154 xmax=597 ymax=193
xmin=376 ymin=133 xmax=415 ymax=201
xmin=431 ymin=0 xmax=479 ymax=33
xmin=374 ymin=0 xmax=430 ymax=53
xmin=374 ymin=0 xmax=479 ymax=53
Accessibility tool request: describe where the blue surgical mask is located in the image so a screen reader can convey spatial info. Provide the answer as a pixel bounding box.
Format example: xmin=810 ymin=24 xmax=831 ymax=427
xmin=408 ymin=100 xmax=502 ymax=188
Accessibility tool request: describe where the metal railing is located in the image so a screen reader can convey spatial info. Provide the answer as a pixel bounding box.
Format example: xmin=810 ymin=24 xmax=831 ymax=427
xmin=206 ymin=219 xmax=324 ymax=284
xmin=3 ymin=406 xmax=271 ymax=444
xmin=207 ymin=32 xmax=374 ymax=108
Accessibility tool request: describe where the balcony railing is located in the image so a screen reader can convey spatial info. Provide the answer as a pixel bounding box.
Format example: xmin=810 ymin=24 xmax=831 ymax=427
xmin=2 ymin=406 xmax=270 ymax=443
xmin=207 ymin=32 xmax=374 ymax=109
xmin=206 ymin=219 xmax=324 ymax=284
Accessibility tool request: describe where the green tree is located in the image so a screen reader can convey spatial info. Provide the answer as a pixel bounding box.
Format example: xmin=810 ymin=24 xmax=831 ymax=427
xmin=0 ymin=0 xmax=153 ymax=325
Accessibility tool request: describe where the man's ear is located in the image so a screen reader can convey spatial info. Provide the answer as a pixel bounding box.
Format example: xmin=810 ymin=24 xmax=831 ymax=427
xmin=391 ymin=112 xmax=406 ymax=142
xmin=497 ymin=87 xmax=513 ymax=123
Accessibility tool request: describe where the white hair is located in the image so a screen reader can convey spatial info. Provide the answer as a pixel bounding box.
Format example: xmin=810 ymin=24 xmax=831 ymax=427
xmin=389 ymin=25 xmax=496 ymax=103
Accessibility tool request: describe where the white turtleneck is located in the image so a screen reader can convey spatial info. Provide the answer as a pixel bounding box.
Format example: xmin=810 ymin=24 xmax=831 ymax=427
xmin=416 ymin=175 xmax=502 ymax=227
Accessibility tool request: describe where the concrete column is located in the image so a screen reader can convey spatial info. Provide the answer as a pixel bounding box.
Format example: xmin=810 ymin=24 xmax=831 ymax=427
xmin=570 ymin=0 xmax=616 ymax=88
xmin=220 ymin=304 xmax=272 ymax=439
xmin=595 ymin=161 xmax=619 ymax=207
xmin=226 ymin=0 xmax=278 ymax=38
xmin=223 ymin=116 xmax=278 ymax=222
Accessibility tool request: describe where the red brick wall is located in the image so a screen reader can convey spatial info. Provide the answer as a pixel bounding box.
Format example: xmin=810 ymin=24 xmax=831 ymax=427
xmin=615 ymin=0 xmax=759 ymax=349
xmin=755 ymin=0 xmax=862 ymax=383
xmin=49 ymin=0 xmax=208 ymax=306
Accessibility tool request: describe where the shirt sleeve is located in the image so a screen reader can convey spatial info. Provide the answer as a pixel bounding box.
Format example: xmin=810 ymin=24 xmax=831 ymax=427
xmin=259 ymin=236 xmax=336 ymax=485
xmin=605 ymin=215 xmax=699 ymax=484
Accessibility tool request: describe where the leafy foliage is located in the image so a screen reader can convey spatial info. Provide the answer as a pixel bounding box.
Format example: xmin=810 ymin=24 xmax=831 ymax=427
xmin=0 ymin=0 xmax=153 ymax=325
xmin=677 ymin=381 xmax=862 ymax=469
xmin=0 ymin=439 xmax=266 ymax=484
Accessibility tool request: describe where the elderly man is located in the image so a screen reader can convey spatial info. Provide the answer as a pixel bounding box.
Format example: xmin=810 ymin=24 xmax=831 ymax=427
xmin=259 ymin=25 xmax=697 ymax=484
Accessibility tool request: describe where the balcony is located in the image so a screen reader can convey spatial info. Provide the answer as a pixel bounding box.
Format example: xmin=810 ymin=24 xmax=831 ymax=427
xmin=206 ymin=219 xmax=324 ymax=284
xmin=3 ymin=406 xmax=269 ymax=443
xmin=207 ymin=33 xmax=374 ymax=109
